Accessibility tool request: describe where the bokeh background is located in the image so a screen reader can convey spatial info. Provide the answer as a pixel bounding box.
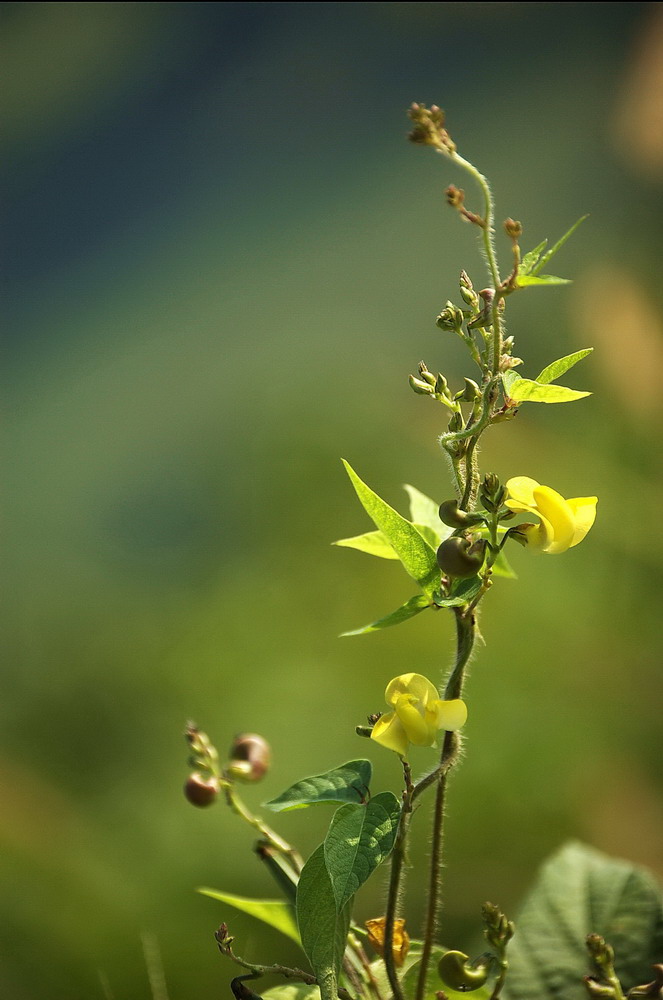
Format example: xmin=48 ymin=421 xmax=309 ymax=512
xmin=4 ymin=3 xmax=663 ymax=997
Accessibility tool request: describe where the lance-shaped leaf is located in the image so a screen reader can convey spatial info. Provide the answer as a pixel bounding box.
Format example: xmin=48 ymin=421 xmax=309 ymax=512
xmin=265 ymin=760 xmax=372 ymax=812
xmin=333 ymin=530 xmax=400 ymax=559
xmin=503 ymin=841 xmax=663 ymax=1000
xmin=296 ymin=845 xmax=352 ymax=1000
xmin=341 ymin=594 xmax=432 ymax=636
xmin=434 ymin=575 xmax=483 ymax=608
xmin=403 ymin=484 xmax=445 ymax=539
xmin=536 ymin=348 xmax=593 ymax=385
xmin=518 ymin=217 xmax=587 ymax=281
xmin=531 ymin=215 xmax=588 ymax=274
xmin=503 ymin=370 xmax=590 ymax=404
xmin=516 ymin=274 xmax=570 ymax=288
xmin=519 ymin=239 xmax=548 ymax=275
xmin=323 ymin=792 xmax=401 ymax=912
xmin=197 ymin=889 xmax=300 ymax=944
xmin=342 ymin=460 xmax=440 ymax=599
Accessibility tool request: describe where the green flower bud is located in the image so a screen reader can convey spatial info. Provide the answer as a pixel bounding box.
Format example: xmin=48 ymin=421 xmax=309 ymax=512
xmin=438 ymin=500 xmax=485 ymax=529
xmin=434 ymin=373 xmax=449 ymax=397
xmin=227 ymin=733 xmax=271 ymax=783
xmin=417 ymin=361 xmax=437 ymax=386
xmin=459 ymin=270 xmax=479 ymax=309
xmin=438 ymin=950 xmax=490 ymax=992
xmin=436 ymin=302 xmax=464 ymax=332
xmin=409 ymin=374 xmax=434 ymax=395
xmin=436 ymin=537 xmax=486 ymax=578
xmin=184 ymin=772 xmax=219 ymax=807
xmin=462 ymin=377 xmax=481 ymax=402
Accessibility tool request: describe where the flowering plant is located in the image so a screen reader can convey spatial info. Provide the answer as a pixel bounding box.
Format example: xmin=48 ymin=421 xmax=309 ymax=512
xmin=182 ymin=106 xmax=662 ymax=1000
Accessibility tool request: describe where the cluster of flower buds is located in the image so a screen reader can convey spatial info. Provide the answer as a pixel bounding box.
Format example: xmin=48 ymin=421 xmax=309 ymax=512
xmin=408 ymin=361 xmax=455 ymax=409
xmin=407 ymin=103 xmax=456 ymax=154
xmin=183 ymin=724 xmax=271 ymax=808
xmin=482 ymin=901 xmax=515 ymax=951
xmin=480 ymin=473 xmax=507 ymax=512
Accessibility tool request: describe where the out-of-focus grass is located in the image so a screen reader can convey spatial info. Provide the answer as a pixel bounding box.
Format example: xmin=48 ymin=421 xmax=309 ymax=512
xmin=3 ymin=4 xmax=662 ymax=997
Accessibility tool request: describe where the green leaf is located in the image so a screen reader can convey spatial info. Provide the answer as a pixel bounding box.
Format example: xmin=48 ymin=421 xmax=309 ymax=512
xmin=342 ymin=460 xmax=440 ymax=599
xmin=535 ymin=348 xmax=593 ymax=385
xmin=265 ymin=760 xmax=372 ymax=812
xmin=197 ymin=890 xmax=300 ymax=944
xmin=519 ymin=239 xmax=548 ymax=276
xmin=262 ymin=986 xmax=319 ymax=1000
xmin=504 ymin=373 xmax=590 ymax=404
xmin=532 ymin=215 xmax=588 ymax=275
xmin=403 ymin=484 xmax=444 ymax=539
xmin=296 ymin=845 xmax=352 ymax=1000
xmin=401 ymin=949 xmax=493 ymax=1000
xmin=504 ymin=841 xmax=663 ymax=1000
xmin=324 ymin=792 xmax=401 ymax=911
xmin=434 ymin=575 xmax=482 ymax=608
xmin=491 ymin=547 xmax=517 ymax=579
xmin=341 ymin=594 xmax=431 ymax=636
xmin=333 ymin=530 xmax=400 ymax=560
xmin=516 ymin=273 xmax=571 ymax=288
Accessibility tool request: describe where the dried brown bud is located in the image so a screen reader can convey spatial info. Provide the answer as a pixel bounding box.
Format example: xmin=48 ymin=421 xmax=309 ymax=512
xmin=504 ymin=217 xmax=523 ymax=239
xmin=184 ymin=772 xmax=219 ymax=807
xmin=445 ymin=185 xmax=465 ymax=208
xmin=227 ymin=733 xmax=271 ymax=783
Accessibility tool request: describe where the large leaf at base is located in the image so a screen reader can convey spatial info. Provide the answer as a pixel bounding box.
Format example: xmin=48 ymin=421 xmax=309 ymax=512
xmin=342 ymin=460 xmax=439 ymax=599
xmin=341 ymin=594 xmax=431 ymax=636
xmin=503 ymin=841 xmax=663 ymax=1000
xmin=197 ymin=889 xmax=300 ymax=944
xmin=296 ymin=845 xmax=352 ymax=1000
xmin=324 ymin=792 xmax=401 ymax=911
xmin=265 ymin=760 xmax=372 ymax=812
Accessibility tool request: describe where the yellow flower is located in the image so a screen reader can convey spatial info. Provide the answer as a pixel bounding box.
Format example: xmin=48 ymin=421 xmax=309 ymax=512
xmin=370 ymin=673 xmax=467 ymax=757
xmin=505 ymin=476 xmax=597 ymax=554
xmin=365 ymin=917 xmax=410 ymax=967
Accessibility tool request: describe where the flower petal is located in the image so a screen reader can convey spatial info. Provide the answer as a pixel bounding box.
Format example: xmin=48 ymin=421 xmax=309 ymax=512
xmin=505 ymin=476 xmax=540 ymax=506
xmin=371 ymin=711 xmax=409 ymax=756
xmin=395 ymin=695 xmax=435 ymax=746
xmin=435 ymin=698 xmax=468 ymax=731
xmin=567 ymin=496 xmax=598 ymax=547
xmin=384 ymin=673 xmax=438 ymax=708
xmin=532 ymin=486 xmax=576 ymax=553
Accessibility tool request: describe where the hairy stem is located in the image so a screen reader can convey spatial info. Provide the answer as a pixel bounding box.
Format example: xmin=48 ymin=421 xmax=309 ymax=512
xmin=383 ymin=760 xmax=416 ymax=1000
xmin=415 ymin=611 xmax=475 ymax=1000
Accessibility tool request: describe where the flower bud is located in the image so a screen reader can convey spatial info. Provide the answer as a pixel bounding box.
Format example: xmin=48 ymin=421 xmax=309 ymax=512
xmin=436 ymin=537 xmax=486 ymax=578
xmin=227 ymin=733 xmax=271 ymax=783
xmin=504 ymin=217 xmax=523 ymax=239
xmin=434 ymin=373 xmax=448 ymax=397
xmin=459 ymin=270 xmax=479 ymax=309
xmin=436 ymin=302 xmax=464 ymax=332
xmin=417 ymin=361 xmax=437 ymax=386
xmin=409 ymin=374 xmax=434 ymax=396
xmin=438 ymin=951 xmax=490 ymax=991
xmin=582 ymin=979 xmax=614 ymax=998
xmin=461 ymin=377 xmax=481 ymax=402
xmin=438 ymin=500 xmax=484 ymax=529
xmin=184 ymin=772 xmax=219 ymax=807
xmin=445 ymin=185 xmax=465 ymax=208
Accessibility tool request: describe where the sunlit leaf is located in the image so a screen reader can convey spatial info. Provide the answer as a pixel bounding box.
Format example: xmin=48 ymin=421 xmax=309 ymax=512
xmin=341 ymin=594 xmax=431 ymax=636
xmin=262 ymin=986 xmax=318 ymax=1000
xmin=333 ymin=530 xmax=399 ymax=559
xmin=504 ymin=372 xmax=590 ymax=404
xmin=197 ymin=890 xmax=300 ymax=943
xmin=516 ymin=273 xmax=570 ymax=288
xmin=535 ymin=348 xmax=593 ymax=384
xmin=519 ymin=239 xmax=548 ymax=275
xmin=504 ymin=841 xmax=663 ymax=1000
xmin=296 ymin=845 xmax=352 ymax=1000
xmin=342 ymin=460 xmax=440 ymax=599
xmin=403 ymin=484 xmax=444 ymax=538
xmin=532 ymin=215 xmax=588 ymax=274
xmin=265 ymin=760 xmax=372 ymax=812
xmin=491 ymin=547 xmax=517 ymax=579
xmin=324 ymin=793 xmax=401 ymax=911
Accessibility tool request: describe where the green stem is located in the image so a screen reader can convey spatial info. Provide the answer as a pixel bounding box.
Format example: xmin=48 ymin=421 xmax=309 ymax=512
xmin=383 ymin=760 xmax=416 ymax=1000
xmin=414 ymin=611 xmax=475 ymax=1000
xmin=222 ymin=782 xmax=303 ymax=873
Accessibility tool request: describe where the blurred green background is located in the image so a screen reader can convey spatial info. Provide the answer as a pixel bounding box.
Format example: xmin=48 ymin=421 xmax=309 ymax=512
xmin=3 ymin=3 xmax=663 ymax=997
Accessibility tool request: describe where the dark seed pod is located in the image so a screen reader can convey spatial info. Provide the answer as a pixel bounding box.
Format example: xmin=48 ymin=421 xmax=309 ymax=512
xmin=184 ymin=772 xmax=219 ymax=807
xmin=227 ymin=733 xmax=271 ymax=783
xmin=439 ymin=500 xmax=484 ymax=529
xmin=436 ymin=537 xmax=486 ymax=578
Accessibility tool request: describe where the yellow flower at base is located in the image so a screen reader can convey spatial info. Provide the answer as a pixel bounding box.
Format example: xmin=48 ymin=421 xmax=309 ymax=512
xmin=370 ymin=673 xmax=467 ymax=758
xmin=505 ymin=476 xmax=597 ymax=554
xmin=365 ymin=917 xmax=410 ymax=967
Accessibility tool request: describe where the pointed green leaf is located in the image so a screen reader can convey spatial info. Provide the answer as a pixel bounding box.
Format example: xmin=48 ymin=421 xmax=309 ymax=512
xmin=504 ymin=842 xmax=663 ymax=1000
xmin=403 ymin=484 xmax=444 ymax=538
xmin=265 ymin=760 xmax=372 ymax=812
xmin=491 ymin=547 xmax=517 ymax=579
xmin=532 ymin=215 xmax=588 ymax=275
xmin=535 ymin=348 xmax=593 ymax=384
xmin=324 ymin=792 xmax=401 ymax=912
xmin=341 ymin=594 xmax=431 ymax=636
xmin=342 ymin=460 xmax=440 ymax=599
xmin=296 ymin=845 xmax=352 ymax=1000
xmin=434 ymin=575 xmax=482 ymax=608
xmin=519 ymin=239 xmax=548 ymax=276
xmin=504 ymin=373 xmax=590 ymax=403
xmin=197 ymin=890 xmax=300 ymax=944
xmin=333 ymin=530 xmax=400 ymax=560
xmin=516 ymin=273 xmax=571 ymax=288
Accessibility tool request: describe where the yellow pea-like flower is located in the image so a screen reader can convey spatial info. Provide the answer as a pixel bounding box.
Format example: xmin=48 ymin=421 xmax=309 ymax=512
xmin=505 ymin=476 xmax=597 ymax=554
xmin=370 ymin=672 xmax=467 ymax=758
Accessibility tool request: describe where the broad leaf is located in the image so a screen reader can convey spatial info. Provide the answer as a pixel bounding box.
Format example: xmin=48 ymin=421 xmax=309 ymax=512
xmin=265 ymin=760 xmax=372 ymax=812
xmin=342 ymin=460 xmax=440 ymax=599
xmin=333 ymin=530 xmax=400 ymax=560
xmin=535 ymin=348 xmax=593 ymax=385
xmin=324 ymin=792 xmax=401 ymax=911
xmin=516 ymin=274 xmax=570 ymax=288
xmin=262 ymin=986 xmax=318 ymax=1000
xmin=296 ymin=845 xmax=352 ymax=1000
xmin=403 ymin=484 xmax=444 ymax=538
xmin=197 ymin=889 xmax=300 ymax=944
xmin=504 ymin=841 xmax=663 ymax=1000
xmin=434 ymin=575 xmax=482 ymax=608
xmin=504 ymin=372 xmax=590 ymax=404
xmin=532 ymin=215 xmax=588 ymax=274
xmin=341 ymin=594 xmax=431 ymax=636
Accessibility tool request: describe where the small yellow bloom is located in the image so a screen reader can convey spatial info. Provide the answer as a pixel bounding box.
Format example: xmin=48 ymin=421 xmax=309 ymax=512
xmin=365 ymin=917 xmax=410 ymax=967
xmin=370 ymin=673 xmax=467 ymax=758
xmin=505 ymin=476 xmax=597 ymax=554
